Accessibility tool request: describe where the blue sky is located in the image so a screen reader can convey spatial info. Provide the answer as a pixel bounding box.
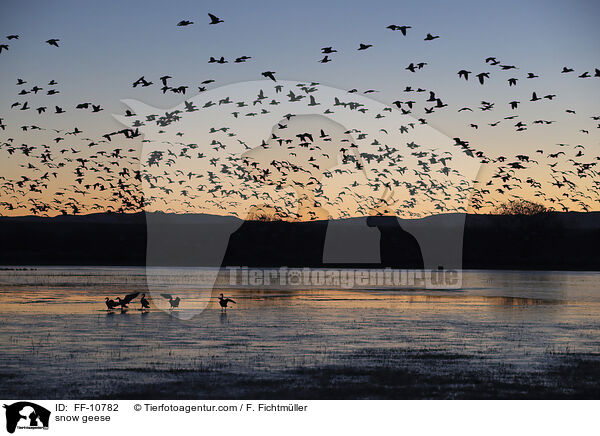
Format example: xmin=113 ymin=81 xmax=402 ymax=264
xmin=1 ymin=0 xmax=598 ymax=138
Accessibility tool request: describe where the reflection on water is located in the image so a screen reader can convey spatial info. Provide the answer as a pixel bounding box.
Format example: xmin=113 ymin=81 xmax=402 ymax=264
xmin=0 ymin=267 xmax=598 ymax=397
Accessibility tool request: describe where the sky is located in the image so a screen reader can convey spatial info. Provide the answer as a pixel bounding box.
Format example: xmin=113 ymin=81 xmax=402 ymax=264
xmin=0 ymin=0 xmax=599 ymax=218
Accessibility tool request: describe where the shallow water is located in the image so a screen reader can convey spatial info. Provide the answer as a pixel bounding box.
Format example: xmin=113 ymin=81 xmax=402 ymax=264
xmin=0 ymin=267 xmax=599 ymax=398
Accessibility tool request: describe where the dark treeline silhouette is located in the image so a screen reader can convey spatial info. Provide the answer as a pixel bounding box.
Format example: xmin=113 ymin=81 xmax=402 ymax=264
xmin=0 ymin=211 xmax=598 ymax=270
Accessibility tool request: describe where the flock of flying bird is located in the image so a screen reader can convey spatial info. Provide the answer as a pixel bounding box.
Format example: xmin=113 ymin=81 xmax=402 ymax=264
xmin=1 ymin=12 xmax=600 ymax=221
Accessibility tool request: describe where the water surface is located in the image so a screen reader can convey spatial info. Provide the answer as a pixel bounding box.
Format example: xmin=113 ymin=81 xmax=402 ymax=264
xmin=0 ymin=267 xmax=598 ymax=398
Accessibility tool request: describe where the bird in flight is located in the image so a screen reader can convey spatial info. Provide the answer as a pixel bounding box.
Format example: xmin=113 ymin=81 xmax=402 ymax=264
xmin=208 ymin=13 xmax=224 ymax=24
xmin=358 ymin=43 xmax=372 ymax=50
xmin=387 ymin=25 xmax=411 ymax=35
xmin=262 ymin=71 xmax=277 ymax=81
xmin=424 ymin=33 xmax=439 ymax=41
xmin=458 ymin=70 xmax=471 ymax=80
xmin=46 ymin=39 xmax=60 ymax=47
xmin=177 ymin=20 xmax=193 ymax=26
xmin=476 ymin=72 xmax=490 ymax=84
xmin=133 ymin=76 xmax=152 ymax=87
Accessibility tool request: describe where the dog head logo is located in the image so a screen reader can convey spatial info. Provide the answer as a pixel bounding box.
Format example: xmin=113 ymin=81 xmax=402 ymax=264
xmin=116 ymin=80 xmax=482 ymax=318
xmin=3 ymin=402 xmax=50 ymax=434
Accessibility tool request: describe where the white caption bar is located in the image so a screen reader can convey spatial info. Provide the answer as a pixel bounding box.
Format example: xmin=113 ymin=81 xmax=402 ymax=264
xmin=0 ymin=400 xmax=596 ymax=435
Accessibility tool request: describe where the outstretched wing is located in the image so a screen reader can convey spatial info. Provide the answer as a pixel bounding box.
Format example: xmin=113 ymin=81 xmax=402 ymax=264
xmin=123 ymin=292 xmax=139 ymax=304
xmin=226 ymin=298 xmax=236 ymax=304
xmin=160 ymin=293 xmax=172 ymax=300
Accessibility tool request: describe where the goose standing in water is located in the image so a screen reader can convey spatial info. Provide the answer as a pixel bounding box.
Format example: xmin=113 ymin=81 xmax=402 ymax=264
xmin=140 ymin=293 xmax=150 ymax=310
xmin=161 ymin=294 xmax=181 ymax=309
xmin=218 ymin=293 xmax=236 ymax=312
xmin=105 ymin=297 xmax=119 ymax=310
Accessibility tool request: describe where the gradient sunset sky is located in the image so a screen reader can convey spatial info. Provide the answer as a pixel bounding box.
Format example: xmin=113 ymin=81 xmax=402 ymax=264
xmin=1 ymin=0 xmax=599 ymax=218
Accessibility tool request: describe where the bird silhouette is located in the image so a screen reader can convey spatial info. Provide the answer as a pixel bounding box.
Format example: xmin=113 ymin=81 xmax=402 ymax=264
xmin=115 ymin=292 xmax=140 ymax=309
xmin=104 ymin=297 xmax=119 ymax=310
xmin=387 ymin=25 xmax=411 ymax=35
xmin=140 ymin=293 xmax=150 ymax=309
xmin=458 ymin=70 xmax=471 ymax=80
xmin=262 ymin=71 xmax=277 ymax=81
xmin=476 ymin=72 xmax=490 ymax=84
xmin=208 ymin=13 xmax=224 ymax=24
xmin=161 ymin=294 xmax=181 ymax=308
xmin=218 ymin=293 xmax=236 ymax=311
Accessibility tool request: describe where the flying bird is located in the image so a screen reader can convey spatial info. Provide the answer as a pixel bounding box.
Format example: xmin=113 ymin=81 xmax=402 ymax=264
xmin=387 ymin=25 xmax=411 ymax=35
xmin=262 ymin=71 xmax=277 ymax=81
xmin=208 ymin=13 xmax=224 ymax=24
xmin=476 ymin=72 xmax=490 ymax=84
xmin=458 ymin=70 xmax=471 ymax=80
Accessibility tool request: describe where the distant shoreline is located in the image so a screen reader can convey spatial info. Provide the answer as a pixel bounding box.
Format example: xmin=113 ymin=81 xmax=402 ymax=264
xmin=1 ymin=211 xmax=599 ymax=270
